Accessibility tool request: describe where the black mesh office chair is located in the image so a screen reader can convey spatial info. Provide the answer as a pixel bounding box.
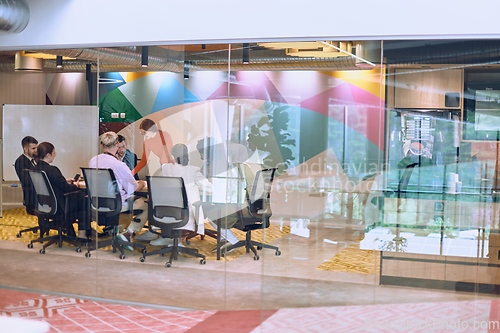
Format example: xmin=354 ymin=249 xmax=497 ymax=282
xmin=16 ymin=168 xmax=46 ymax=238
xmin=201 ymin=167 xmax=281 ymax=260
xmin=81 ymin=167 xmax=146 ymax=259
xmin=229 ymin=168 xmax=280 ymax=259
xmin=27 ymin=170 xmax=88 ymax=253
xmin=141 ymin=176 xmax=206 ymax=267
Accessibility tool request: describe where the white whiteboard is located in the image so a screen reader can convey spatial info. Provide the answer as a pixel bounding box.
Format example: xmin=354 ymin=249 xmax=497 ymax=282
xmin=3 ymin=105 xmax=99 ymax=182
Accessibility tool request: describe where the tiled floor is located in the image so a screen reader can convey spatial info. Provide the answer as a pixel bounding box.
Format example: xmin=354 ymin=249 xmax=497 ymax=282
xmin=2 ymin=209 xmax=500 ymax=332
xmin=3 ymin=288 xmax=500 ymax=332
xmin=0 ymin=288 xmax=215 ymax=333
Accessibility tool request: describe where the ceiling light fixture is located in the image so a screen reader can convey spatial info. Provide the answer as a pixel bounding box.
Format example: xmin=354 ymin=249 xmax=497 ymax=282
xmin=258 ymin=41 xmax=351 ymax=58
xmin=56 ymin=55 xmax=62 ymax=68
xmin=242 ymin=43 xmax=249 ymax=64
xmin=320 ymin=41 xmax=376 ymax=66
xmin=86 ymin=64 xmax=91 ymax=81
xmin=141 ymin=46 xmax=148 ymax=67
xmin=184 ymin=61 xmax=189 ymax=79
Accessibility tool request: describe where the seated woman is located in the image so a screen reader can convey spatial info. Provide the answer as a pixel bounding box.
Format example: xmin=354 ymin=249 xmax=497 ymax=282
xmin=35 ymin=142 xmax=89 ymax=238
xmin=139 ymin=143 xmax=213 ymax=246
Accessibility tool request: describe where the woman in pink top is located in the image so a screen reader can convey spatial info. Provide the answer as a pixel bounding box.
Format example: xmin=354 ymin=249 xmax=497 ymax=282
xmin=132 ymin=118 xmax=174 ymax=176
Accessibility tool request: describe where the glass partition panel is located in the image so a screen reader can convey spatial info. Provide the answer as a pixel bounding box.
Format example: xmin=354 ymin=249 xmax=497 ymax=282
xmin=0 ymin=48 xmax=99 ymax=298
xmin=219 ymin=41 xmax=387 ymax=313
xmin=4 ymin=38 xmax=500 ymax=332
xmin=380 ymin=39 xmax=500 ymax=307
xmin=94 ymin=44 xmax=230 ymax=308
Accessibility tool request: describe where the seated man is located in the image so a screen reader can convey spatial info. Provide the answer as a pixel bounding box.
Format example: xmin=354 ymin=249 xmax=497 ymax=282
xmin=88 ymin=132 xmax=148 ymax=250
xmin=116 ymin=134 xmax=139 ymax=180
xmin=141 ymin=143 xmax=213 ymax=245
xmin=14 ymin=136 xmax=38 ymax=215
xmin=196 ymin=138 xmax=241 ymax=252
xmin=151 ymin=143 xmax=212 ymax=245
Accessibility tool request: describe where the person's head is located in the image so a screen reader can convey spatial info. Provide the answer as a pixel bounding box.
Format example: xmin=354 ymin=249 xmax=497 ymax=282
xmin=100 ymin=132 xmax=119 ymax=155
xmin=37 ymin=142 xmax=55 ymax=163
xmin=139 ymin=119 xmax=158 ymax=139
xmin=171 ymin=143 xmax=189 ymax=166
xmin=196 ymin=137 xmax=213 ymax=161
xmin=116 ymin=134 xmax=127 ymax=159
xmin=21 ymin=136 xmax=38 ymax=159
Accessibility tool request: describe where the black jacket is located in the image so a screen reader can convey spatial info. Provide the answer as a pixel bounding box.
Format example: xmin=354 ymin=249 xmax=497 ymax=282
xmin=35 ymin=160 xmax=79 ymax=217
xmin=14 ymin=154 xmax=36 ymax=212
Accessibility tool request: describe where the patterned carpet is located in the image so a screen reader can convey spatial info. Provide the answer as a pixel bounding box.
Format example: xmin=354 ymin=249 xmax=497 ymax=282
xmin=0 ymin=208 xmax=290 ymax=261
xmin=3 ymin=287 xmax=499 ymax=333
xmin=316 ymin=239 xmax=380 ymax=275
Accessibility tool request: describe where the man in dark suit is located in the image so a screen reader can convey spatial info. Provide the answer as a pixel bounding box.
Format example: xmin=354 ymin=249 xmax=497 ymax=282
xmin=14 ymin=136 xmax=38 ymax=214
xmin=117 ymin=134 xmax=139 ymax=180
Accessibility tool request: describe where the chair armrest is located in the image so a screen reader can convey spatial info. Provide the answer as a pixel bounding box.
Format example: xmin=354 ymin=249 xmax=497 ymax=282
xmin=63 ymin=190 xmax=81 ymax=197
xmin=63 ymin=190 xmax=81 ymax=208
xmin=192 ymin=201 xmax=202 ymax=227
xmin=63 ymin=190 xmax=83 ymax=217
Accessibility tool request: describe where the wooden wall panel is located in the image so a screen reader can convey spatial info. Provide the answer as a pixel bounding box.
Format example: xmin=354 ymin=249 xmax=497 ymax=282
xmin=394 ymin=68 xmax=463 ymax=109
xmin=0 ymin=73 xmax=45 ymax=137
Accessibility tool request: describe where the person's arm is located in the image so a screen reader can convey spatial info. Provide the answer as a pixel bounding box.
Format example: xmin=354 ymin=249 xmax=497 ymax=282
xmin=131 ymin=142 xmax=148 ymax=175
xmin=50 ymin=166 xmax=78 ymax=194
xmin=131 ymin=151 xmax=139 ymax=180
xmin=195 ymin=169 xmax=213 ymax=193
xmin=135 ymin=180 xmax=146 ymax=192
xmin=116 ymin=163 xmax=140 ymax=196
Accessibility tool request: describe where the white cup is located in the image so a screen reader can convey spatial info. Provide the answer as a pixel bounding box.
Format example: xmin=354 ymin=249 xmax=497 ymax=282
xmin=447 ymin=181 xmax=456 ymax=194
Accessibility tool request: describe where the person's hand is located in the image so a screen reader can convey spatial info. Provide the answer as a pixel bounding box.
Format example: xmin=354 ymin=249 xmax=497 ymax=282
xmin=67 ymin=178 xmax=76 ymax=185
xmin=136 ymin=180 xmax=146 ymax=191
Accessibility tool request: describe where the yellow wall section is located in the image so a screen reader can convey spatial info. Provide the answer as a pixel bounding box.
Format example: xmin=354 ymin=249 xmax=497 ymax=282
xmin=320 ymin=68 xmax=386 ymax=100
xmin=125 ymin=72 xmax=155 ymax=83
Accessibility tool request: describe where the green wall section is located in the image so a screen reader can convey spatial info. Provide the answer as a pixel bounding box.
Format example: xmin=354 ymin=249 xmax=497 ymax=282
xmin=99 ymin=88 xmax=142 ymax=123
xmin=299 ymin=107 xmax=329 ymax=165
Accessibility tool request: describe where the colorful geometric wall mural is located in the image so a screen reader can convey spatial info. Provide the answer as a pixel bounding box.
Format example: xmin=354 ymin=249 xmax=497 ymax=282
xmin=98 ymin=69 xmax=386 ymax=190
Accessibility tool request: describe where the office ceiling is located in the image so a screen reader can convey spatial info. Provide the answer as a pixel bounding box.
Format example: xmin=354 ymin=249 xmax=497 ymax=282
xmin=0 ymin=40 xmax=499 ymax=73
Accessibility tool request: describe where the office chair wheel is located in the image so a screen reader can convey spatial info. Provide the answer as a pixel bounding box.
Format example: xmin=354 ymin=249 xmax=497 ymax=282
xmin=166 ymin=262 xmax=172 ymax=268
xmin=141 ymin=248 xmax=147 ymax=255
xmin=200 ymin=259 xmax=206 ymax=265
xmin=254 ymin=255 xmax=259 ymax=260
xmin=257 ymin=246 xmax=263 ymax=250
xmin=221 ymin=252 xmax=226 ymax=258
xmin=39 ymin=249 xmax=45 ymax=254
xmin=119 ymin=254 xmax=126 ymax=260
xmin=76 ymin=247 xmax=82 ymax=253
xmin=85 ymin=252 xmax=91 ymax=258
xmin=16 ymin=233 xmax=21 ymax=238
xmin=160 ymin=253 xmax=165 ymax=257
xmin=275 ymin=250 xmax=281 ymax=256
xmin=27 ymin=243 xmax=33 ymax=249
xmin=140 ymin=257 xmax=145 ymax=262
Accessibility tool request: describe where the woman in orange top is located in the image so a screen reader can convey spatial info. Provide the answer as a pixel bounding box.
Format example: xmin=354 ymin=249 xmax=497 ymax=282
xmin=132 ymin=118 xmax=174 ymax=176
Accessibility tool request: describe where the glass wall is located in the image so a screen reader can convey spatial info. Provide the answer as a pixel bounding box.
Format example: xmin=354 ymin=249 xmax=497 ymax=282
xmin=3 ymin=38 xmax=500 ymax=329
xmin=377 ymin=39 xmax=500 ymax=294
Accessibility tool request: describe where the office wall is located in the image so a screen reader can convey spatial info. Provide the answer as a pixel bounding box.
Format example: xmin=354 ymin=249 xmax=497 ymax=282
xmin=3 ymin=104 xmax=99 ymax=182
xmin=1 ymin=0 xmax=500 ymax=51
xmin=99 ymin=69 xmax=385 ymax=171
xmin=0 ymin=73 xmax=45 ymax=135
xmin=97 ymin=69 xmax=385 ymax=219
